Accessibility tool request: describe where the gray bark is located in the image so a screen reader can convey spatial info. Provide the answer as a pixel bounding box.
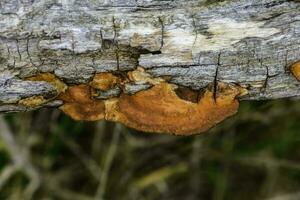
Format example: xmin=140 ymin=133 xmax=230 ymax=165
xmin=0 ymin=0 xmax=300 ymax=113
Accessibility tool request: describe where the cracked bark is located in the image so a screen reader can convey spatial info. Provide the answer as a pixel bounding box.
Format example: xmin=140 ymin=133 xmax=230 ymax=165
xmin=0 ymin=0 xmax=300 ymax=114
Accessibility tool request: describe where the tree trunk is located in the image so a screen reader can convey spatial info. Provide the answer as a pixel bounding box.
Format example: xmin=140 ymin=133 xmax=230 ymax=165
xmin=0 ymin=0 xmax=300 ymax=133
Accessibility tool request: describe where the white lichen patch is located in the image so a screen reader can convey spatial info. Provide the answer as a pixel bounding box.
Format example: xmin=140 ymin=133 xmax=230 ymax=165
xmin=163 ymin=18 xmax=280 ymax=53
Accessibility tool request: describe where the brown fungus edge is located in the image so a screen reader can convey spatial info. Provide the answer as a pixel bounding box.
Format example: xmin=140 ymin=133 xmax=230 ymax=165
xmin=291 ymin=60 xmax=300 ymax=81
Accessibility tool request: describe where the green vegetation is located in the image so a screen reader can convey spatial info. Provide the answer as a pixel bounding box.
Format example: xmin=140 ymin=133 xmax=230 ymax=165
xmin=1 ymin=98 xmax=300 ymax=200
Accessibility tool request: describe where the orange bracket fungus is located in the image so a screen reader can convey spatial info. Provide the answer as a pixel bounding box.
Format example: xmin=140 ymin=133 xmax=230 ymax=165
xmin=107 ymin=82 xmax=247 ymax=135
xmin=291 ymin=60 xmax=300 ymax=81
xmin=27 ymin=71 xmax=248 ymax=135
xmin=58 ymin=85 xmax=105 ymax=121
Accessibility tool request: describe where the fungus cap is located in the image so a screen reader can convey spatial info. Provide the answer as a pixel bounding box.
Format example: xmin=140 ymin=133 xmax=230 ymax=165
xmin=107 ymin=82 xmax=246 ymax=135
xmin=59 ymin=85 xmax=105 ymax=121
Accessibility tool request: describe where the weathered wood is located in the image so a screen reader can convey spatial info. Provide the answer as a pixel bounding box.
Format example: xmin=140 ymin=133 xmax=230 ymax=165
xmin=0 ymin=0 xmax=300 ymax=114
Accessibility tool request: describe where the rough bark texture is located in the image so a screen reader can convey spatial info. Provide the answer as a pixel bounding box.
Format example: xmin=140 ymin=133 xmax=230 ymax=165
xmin=0 ymin=0 xmax=300 ymax=113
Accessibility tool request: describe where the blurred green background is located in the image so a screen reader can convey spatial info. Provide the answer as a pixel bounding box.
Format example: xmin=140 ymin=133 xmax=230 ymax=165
xmin=1 ymin=99 xmax=300 ymax=200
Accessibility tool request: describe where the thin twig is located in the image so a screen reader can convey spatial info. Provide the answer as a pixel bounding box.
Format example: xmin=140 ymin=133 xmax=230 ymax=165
xmin=0 ymin=164 xmax=19 ymax=190
xmin=54 ymin=131 xmax=103 ymax=180
xmin=92 ymin=121 xmax=107 ymax=158
xmin=46 ymin=174 xmax=94 ymax=200
xmin=266 ymin=192 xmax=300 ymax=200
xmin=0 ymin=115 xmax=41 ymax=199
xmin=94 ymin=123 xmax=122 ymax=200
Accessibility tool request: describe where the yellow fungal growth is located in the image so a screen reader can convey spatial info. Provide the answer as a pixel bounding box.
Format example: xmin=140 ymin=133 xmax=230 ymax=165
xmin=58 ymin=85 xmax=105 ymax=121
xmin=27 ymin=73 xmax=67 ymax=93
xmin=291 ymin=60 xmax=300 ymax=81
xmin=18 ymin=96 xmax=47 ymax=107
xmin=106 ymin=82 xmax=247 ymax=136
xmin=18 ymin=73 xmax=67 ymax=108
xmin=127 ymin=67 xmax=163 ymax=84
xmin=89 ymin=73 xmax=119 ymax=91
